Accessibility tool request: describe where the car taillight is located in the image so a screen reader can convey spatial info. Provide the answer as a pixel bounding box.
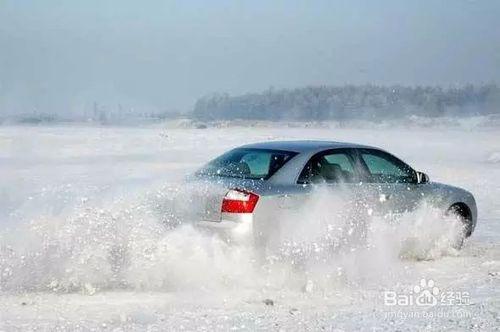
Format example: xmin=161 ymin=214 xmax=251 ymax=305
xmin=221 ymin=189 xmax=259 ymax=213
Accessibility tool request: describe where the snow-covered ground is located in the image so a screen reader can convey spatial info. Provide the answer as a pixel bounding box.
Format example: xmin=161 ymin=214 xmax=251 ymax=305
xmin=0 ymin=123 xmax=499 ymax=331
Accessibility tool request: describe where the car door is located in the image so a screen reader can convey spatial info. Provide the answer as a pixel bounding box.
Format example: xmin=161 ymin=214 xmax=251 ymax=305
xmin=276 ymin=148 xmax=374 ymax=246
xmin=275 ymin=149 xmax=370 ymax=242
xmin=353 ymin=148 xmax=424 ymax=218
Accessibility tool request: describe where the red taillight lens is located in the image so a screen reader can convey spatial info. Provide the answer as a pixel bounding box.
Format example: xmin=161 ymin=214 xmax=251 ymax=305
xmin=221 ymin=189 xmax=259 ymax=213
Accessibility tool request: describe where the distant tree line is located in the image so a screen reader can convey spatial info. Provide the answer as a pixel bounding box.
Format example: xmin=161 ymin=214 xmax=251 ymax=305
xmin=192 ymin=84 xmax=500 ymax=121
xmin=0 ymin=104 xmax=182 ymax=125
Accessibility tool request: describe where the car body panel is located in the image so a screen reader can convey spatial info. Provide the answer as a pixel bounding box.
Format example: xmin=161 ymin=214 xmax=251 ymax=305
xmin=190 ymin=140 xmax=478 ymax=244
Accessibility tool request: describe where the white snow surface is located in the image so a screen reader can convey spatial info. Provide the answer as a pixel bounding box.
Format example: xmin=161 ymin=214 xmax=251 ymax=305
xmin=0 ymin=123 xmax=499 ymax=331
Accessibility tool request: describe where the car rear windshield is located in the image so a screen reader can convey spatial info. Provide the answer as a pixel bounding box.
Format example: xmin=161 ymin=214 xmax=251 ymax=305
xmin=198 ymin=148 xmax=297 ymax=180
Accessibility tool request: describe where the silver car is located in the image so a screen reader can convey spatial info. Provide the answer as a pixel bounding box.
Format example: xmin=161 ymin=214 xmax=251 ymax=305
xmin=192 ymin=140 xmax=477 ymax=249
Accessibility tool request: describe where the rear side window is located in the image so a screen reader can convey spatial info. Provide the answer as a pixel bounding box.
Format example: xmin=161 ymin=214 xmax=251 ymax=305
xmin=298 ymin=150 xmax=356 ymax=184
xmin=198 ymin=148 xmax=297 ymax=180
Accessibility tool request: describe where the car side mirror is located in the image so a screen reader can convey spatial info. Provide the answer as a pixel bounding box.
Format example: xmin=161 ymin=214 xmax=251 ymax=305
xmin=416 ymin=171 xmax=429 ymax=184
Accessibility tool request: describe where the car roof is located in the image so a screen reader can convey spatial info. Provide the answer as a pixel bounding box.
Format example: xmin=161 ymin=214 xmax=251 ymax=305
xmin=239 ymin=140 xmax=375 ymax=153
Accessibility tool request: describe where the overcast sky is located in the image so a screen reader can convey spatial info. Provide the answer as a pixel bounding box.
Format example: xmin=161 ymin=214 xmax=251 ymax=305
xmin=0 ymin=0 xmax=499 ymax=114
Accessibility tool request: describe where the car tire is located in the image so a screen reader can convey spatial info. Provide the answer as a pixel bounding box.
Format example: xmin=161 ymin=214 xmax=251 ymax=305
xmin=445 ymin=204 xmax=472 ymax=250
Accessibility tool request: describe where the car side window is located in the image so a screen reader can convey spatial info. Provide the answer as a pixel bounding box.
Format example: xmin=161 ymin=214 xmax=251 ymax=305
xmin=298 ymin=151 xmax=356 ymax=184
xmin=359 ymin=149 xmax=416 ymax=183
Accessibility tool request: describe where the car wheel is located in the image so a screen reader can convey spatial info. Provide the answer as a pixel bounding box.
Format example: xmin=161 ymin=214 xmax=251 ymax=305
xmin=445 ymin=204 xmax=472 ymax=250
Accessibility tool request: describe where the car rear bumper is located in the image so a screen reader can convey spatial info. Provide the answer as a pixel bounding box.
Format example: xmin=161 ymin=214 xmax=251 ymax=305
xmin=195 ymin=214 xmax=254 ymax=244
